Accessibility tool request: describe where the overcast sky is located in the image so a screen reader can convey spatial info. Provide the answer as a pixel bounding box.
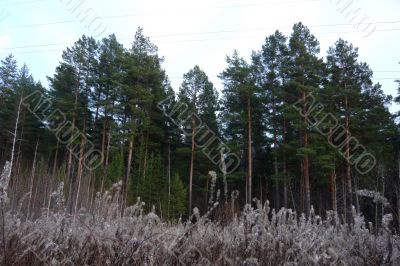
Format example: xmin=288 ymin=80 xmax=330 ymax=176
xmin=0 ymin=0 xmax=399 ymax=112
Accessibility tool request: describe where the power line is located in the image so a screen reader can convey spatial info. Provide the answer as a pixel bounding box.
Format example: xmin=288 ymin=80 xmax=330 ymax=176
xmin=2 ymin=24 xmax=400 ymax=52
xmin=146 ymin=28 xmax=400 ymax=44
xmin=2 ymin=16 xmax=399 ymax=32
xmin=101 ymin=0 xmax=321 ymax=18
xmin=0 ymin=19 xmax=78 ymax=30
xmin=317 ymin=28 xmax=400 ymax=35
xmin=0 ymin=49 xmax=61 ymax=55
xmin=0 ymin=0 xmax=317 ymax=31
xmin=1 ymin=27 xmax=400 ymax=56
xmin=142 ymin=21 xmax=400 ymax=38
xmin=214 ymin=0 xmax=320 ymax=9
xmin=0 ymin=0 xmax=45 ymax=6
xmin=1 ymin=42 xmax=73 ymax=50
xmin=0 ymin=0 xmax=398 ymax=32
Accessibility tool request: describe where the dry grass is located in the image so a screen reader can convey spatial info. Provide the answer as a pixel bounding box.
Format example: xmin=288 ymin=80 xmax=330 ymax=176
xmin=1 ymin=197 xmax=399 ymax=265
xmin=0 ymin=163 xmax=399 ymax=265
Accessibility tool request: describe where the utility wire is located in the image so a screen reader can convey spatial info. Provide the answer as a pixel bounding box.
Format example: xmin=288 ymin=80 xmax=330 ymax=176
xmin=2 ymin=24 xmax=400 ymax=52
xmin=0 ymin=0 xmax=398 ymax=32
xmin=0 ymin=0 xmax=318 ymax=31
xmin=0 ymin=0 xmax=45 ymax=6
xmin=1 ymin=16 xmax=399 ymax=31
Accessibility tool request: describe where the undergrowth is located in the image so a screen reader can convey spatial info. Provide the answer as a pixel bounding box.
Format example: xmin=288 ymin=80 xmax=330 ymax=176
xmin=0 ymin=164 xmax=399 ymax=265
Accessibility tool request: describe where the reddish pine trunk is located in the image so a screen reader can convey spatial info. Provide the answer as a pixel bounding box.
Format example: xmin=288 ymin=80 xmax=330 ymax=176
xmin=189 ymin=117 xmax=195 ymax=216
xmin=15 ymin=108 xmax=26 ymax=176
xmin=330 ymin=167 xmax=337 ymax=212
xmin=67 ymin=86 xmax=79 ymax=181
xmin=273 ymin=97 xmax=279 ymax=209
xmin=302 ymin=91 xmax=310 ymax=216
xmin=52 ymin=139 xmax=59 ymax=176
xmin=328 ymin=128 xmax=337 ymax=212
xmin=344 ymin=95 xmax=352 ymax=214
xmin=283 ymin=118 xmax=288 ymax=208
xmin=142 ymin=131 xmax=149 ymax=180
xmin=247 ymin=96 xmax=253 ymax=204
xmin=124 ymin=134 xmax=134 ymax=214
xmin=74 ymin=117 xmax=87 ymax=215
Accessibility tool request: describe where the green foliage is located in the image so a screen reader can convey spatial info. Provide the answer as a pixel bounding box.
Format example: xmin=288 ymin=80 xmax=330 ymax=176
xmin=168 ymin=173 xmax=187 ymax=220
xmin=0 ymin=23 xmax=399 ymax=223
xmin=106 ymin=150 xmax=125 ymax=186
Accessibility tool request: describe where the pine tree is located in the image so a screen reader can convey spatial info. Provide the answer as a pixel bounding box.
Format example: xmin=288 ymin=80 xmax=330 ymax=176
xmin=287 ymin=23 xmax=323 ymax=215
xmin=96 ymin=34 xmax=124 ymax=192
xmin=55 ymin=36 xmax=98 ymax=213
xmin=48 ymin=63 xmax=86 ymax=212
xmin=0 ymin=55 xmax=19 ymax=163
xmin=14 ymin=65 xmax=47 ymax=173
xmin=178 ymin=65 xmax=218 ymax=215
xmin=119 ymin=28 xmax=167 ymax=209
xmin=220 ymin=51 xmax=264 ymax=205
xmin=252 ymin=30 xmax=289 ymax=208
xmin=326 ymin=39 xmax=377 ymax=217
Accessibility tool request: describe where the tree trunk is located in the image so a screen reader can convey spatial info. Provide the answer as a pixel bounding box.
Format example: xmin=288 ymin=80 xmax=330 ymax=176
xmin=345 ymin=95 xmax=352 ymax=217
xmin=74 ymin=136 xmax=86 ymax=219
xmin=105 ymin=124 xmax=112 ymax=169
xmin=9 ymin=97 xmax=22 ymax=211
xmin=86 ymin=170 xmax=92 ymax=208
xmin=12 ymin=107 xmax=26 ymax=208
xmin=283 ymin=118 xmax=288 ymax=208
xmin=247 ymin=96 xmax=253 ymax=204
xmin=15 ymin=108 xmax=26 ymax=176
xmin=300 ymin=162 xmax=304 ymax=212
xmin=189 ymin=117 xmax=196 ymax=216
xmin=283 ymin=160 xmax=288 ymax=208
xmin=302 ymin=91 xmax=311 ymax=216
xmin=137 ymin=134 xmax=144 ymax=181
xmin=104 ymin=100 xmax=114 ymax=173
xmin=101 ymin=118 xmax=107 ymax=163
xmin=274 ymin=137 xmax=279 ymax=209
xmin=74 ymin=117 xmax=87 ymax=217
xmin=355 ymin=173 xmax=360 ymax=213
xmin=397 ymin=152 xmax=400 ymax=232
xmin=205 ymin=176 xmax=209 ymax=208
xmin=259 ymin=175 xmax=263 ymax=203
xmin=328 ymin=130 xmax=337 ymax=212
xmin=142 ymin=131 xmax=149 ymax=180
xmin=28 ymin=139 xmax=39 ymax=217
xmin=52 ymin=139 xmax=59 ymax=176
xmin=67 ymin=89 xmax=79 ymax=179
xmin=273 ymin=98 xmax=279 ymax=209
xmin=94 ymin=90 xmax=101 ymax=126
xmin=167 ymin=141 xmax=171 ymax=218
xmin=330 ymin=168 xmax=337 ymax=212
xmin=124 ymin=133 xmax=134 ymax=214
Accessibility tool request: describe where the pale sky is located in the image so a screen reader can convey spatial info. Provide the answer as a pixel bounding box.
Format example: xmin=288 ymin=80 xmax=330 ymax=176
xmin=0 ymin=0 xmax=399 ymax=112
